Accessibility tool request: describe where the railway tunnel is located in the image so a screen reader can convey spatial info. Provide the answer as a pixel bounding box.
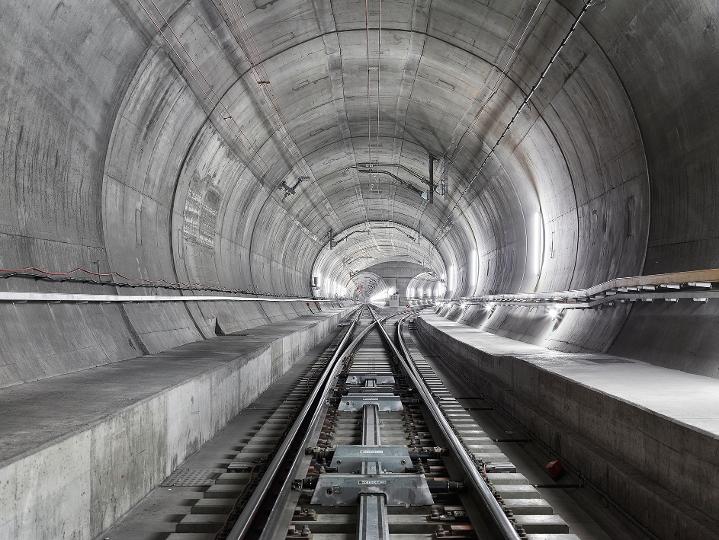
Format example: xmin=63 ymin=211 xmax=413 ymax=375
xmin=1 ymin=0 xmax=718 ymax=538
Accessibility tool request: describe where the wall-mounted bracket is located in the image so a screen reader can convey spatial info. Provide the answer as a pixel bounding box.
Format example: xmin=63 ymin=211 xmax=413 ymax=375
xmin=278 ymin=176 xmax=309 ymax=200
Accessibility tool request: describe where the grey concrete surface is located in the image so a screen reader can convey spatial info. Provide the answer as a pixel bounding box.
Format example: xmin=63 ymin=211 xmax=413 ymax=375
xmin=417 ymin=313 xmax=719 ymax=539
xmin=0 ymin=0 xmax=716 ymax=375
xmin=98 ymin=325 xmax=333 ymax=540
xmin=2 ymin=0 xmax=719 ymax=537
xmin=0 ymin=308 xmax=350 ymax=540
xmin=403 ymin=325 xmax=653 ymax=540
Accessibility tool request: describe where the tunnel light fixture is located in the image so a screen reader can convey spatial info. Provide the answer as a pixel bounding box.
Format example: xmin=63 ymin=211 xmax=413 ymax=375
xmin=547 ymin=304 xmax=566 ymax=331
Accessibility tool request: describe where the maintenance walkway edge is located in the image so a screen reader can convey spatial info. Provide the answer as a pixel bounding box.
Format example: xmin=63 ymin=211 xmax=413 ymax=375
xmin=416 ymin=313 xmax=719 ymax=540
xmin=0 ymin=306 xmax=354 ymax=540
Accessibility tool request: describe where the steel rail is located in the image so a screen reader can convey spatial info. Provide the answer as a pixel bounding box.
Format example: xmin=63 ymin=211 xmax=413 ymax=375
xmin=0 ymin=291 xmax=348 ymax=304
xmin=229 ymin=307 xmax=380 ymax=540
xmin=257 ymin=309 xmax=396 ymax=540
xmin=370 ymin=310 xmax=522 ymax=540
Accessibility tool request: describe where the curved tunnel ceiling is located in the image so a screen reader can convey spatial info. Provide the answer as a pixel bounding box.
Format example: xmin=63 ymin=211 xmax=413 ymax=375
xmin=101 ymin=0 xmax=648 ymax=308
xmin=6 ymin=0 xmax=719 ymax=364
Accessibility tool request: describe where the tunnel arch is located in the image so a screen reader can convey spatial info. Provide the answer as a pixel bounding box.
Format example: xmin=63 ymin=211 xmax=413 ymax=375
xmin=6 ymin=4 xmax=719 ymax=539
xmin=13 ymin=0 xmax=719 ymax=377
xmin=311 ymin=221 xmax=448 ymax=298
xmin=101 ymin=0 xmax=649 ymax=325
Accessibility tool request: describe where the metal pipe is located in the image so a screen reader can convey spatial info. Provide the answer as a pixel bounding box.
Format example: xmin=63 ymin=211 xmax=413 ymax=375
xmin=356 ymin=168 xmax=424 ymax=196
xmin=371 ymin=311 xmax=522 ymax=540
xmin=355 ymin=162 xmax=432 ymax=185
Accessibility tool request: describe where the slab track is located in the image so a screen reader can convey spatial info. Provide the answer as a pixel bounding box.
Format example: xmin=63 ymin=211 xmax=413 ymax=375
xmin=156 ymin=305 xmax=588 ymax=540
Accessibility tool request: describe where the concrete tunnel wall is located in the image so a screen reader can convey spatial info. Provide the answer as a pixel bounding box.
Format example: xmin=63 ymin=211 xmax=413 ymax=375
xmin=1 ymin=1 xmax=719 ymax=381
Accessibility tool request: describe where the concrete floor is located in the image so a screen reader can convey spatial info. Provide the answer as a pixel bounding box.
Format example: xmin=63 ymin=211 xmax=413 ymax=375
xmin=3 ymin=1 xmax=719 ymax=538
xmin=420 ymin=314 xmax=719 ymax=438
xmin=98 ymin=334 xmax=330 ymax=540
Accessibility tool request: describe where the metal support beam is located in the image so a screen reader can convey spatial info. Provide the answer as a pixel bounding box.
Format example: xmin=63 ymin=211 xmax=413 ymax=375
xmin=361 ymin=405 xmax=382 ymax=453
xmin=358 ymin=378 xmax=389 ymax=540
xmin=358 ymin=494 xmax=391 ymax=540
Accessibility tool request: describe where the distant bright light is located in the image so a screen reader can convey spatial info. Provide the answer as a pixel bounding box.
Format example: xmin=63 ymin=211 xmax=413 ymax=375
xmin=370 ymin=287 xmax=392 ymax=303
xmin=531 ymin=211 xmax=544 ymax=279
xmin=447 ymin=266 xmax=455 ymax=295
xmin=547 ymin=305 xmax=562 ymax=320
xmin=435 ymin=281 xmax=447 ymax=298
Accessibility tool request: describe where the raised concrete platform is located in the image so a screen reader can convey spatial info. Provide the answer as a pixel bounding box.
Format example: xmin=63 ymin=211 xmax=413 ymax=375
xmin=0 ymin=307 xmax=354 ymax=540
xmin=416 ymin=313 xmax=719 ymax=540
xmin=100 ymin=330 xmax=331 ymax=540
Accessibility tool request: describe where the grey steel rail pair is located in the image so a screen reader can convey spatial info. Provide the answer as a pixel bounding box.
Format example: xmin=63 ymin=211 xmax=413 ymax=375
xmin=369 ymin=309 xmax=522 ymax=540
xmin=227 ymin=307 xmax=381 ymax=540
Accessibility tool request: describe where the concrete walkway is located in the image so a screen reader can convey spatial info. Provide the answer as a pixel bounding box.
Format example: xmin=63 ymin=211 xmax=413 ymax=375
xmin=417 ymin=313 xmax=719 ymax=540
xmin=421 ymin=314 xmax=719 ymax=438
xmin=0 ymin=307 xmax=352 ymax=540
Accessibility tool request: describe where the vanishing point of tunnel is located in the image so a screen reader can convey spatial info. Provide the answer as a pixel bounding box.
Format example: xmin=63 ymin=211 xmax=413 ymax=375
xmin=1 ymin=1 xmax=718 ymax=539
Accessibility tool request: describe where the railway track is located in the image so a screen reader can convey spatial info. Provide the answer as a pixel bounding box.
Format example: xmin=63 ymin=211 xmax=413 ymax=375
xmin=167 ymin=305 xmax=578 ymax=540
